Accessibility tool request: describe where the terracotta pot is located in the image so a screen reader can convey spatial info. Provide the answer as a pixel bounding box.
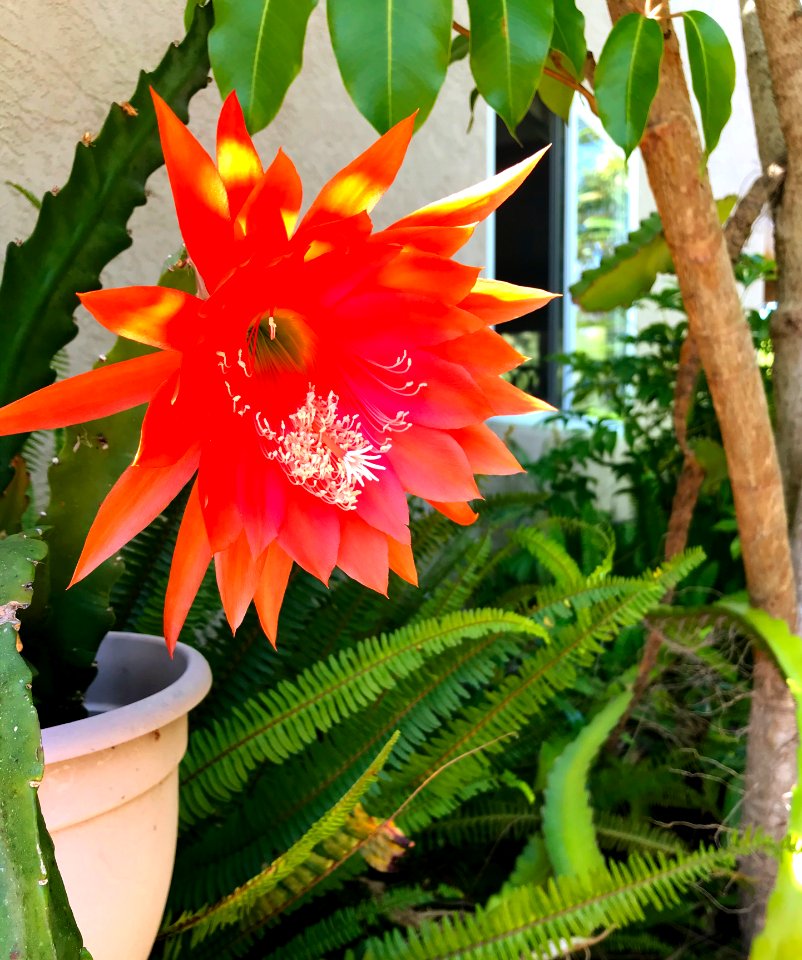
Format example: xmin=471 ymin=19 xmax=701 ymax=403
xmin=39 ymin=631 xmax=212 ymax=960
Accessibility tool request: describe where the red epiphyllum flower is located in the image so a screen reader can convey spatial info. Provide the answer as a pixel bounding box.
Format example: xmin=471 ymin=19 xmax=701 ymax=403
xmin=0 ymin=90 xmax=555 ymax=652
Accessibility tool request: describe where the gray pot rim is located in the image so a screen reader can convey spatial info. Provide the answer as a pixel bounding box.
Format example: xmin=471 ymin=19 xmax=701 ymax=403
xmin=41 ymin=631 xmax=212 ymax=764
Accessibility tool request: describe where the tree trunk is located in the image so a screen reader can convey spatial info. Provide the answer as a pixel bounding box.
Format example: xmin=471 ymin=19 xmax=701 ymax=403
xmin=604 ymin=0 xmax=797 ymax=940
xmin=747 ymin=4 xmax=802 ymax=942
xmin=754 ymin=0 xmax=802 ymax=596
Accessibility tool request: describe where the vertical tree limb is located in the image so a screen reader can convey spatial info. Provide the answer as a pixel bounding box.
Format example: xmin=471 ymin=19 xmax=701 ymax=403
xmin=610 ymin=176 xmax=776 ymax=746
xmin=746 ymin=5 xmax=802 ymax=939
xmin=753 ymin=0 xmax=802 ymax=589
xmin=604 ymin=0 xmax=797 ymax=938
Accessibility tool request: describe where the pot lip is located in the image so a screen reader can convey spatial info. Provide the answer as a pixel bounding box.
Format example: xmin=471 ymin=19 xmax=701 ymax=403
xmin=41 ymin=632 xmax=212 ymax=764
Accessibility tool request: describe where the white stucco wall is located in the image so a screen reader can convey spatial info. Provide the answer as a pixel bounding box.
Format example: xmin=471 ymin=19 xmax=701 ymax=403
xmin=0 ymin=0 xmax=486 ymax=374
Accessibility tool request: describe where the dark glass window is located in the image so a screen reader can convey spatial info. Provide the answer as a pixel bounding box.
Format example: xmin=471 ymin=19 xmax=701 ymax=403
xmin=494 ymin=100 xmax=565 ymax=407
xmin=494 ymin=100 xmax=633 ymax=408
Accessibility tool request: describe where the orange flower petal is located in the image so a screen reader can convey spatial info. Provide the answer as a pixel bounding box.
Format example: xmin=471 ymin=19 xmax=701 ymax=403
xmin=395 ymin=352 xmax=494 ymax=428
xmin=78 ymin=287 xmax=201 ymax=349
xmin=299 ymin=114 xmax=415 ymax=228
xmin=279 ymin=491 xmax=341 ymax=584
xmin=0 ymin=351 xmax=179 ymax=435
xmin=216 ymin=91 xmax=263 ymax=218
xmin=198 ymin=443 xmax=244 ymax=553
xmin=164 ymin=480 xmax=211 ymax=654
xmin=215 ymin=530 xmax=263 ymax=633
xmin=388 ymin=425 xmax=480 ymax=502
xmin=337 ymin=515 xmax=389 ymax=595
xmin=254 ymin=541 xmax=294 ymax=647
xmin=388 ymin=537 xmax=418 ymax=586
xmin=376 ymin=224 xmax=476 ymax=257
xmin=435 ymin=329 xmax=527 ymax=375
xmin=478 ymin=375 xmax=556 ymax=416
xmin=391 ymin=146 xmax=549 ymax=229
xmin=355 ymin=465 xmax=410 ymax=543
xmin=450 ymin=424 xmax=524 ymax=475
xmin=460 ymin=278 xmax=557 ymax=324
xmin=426 ymin=500 xmax=479 ymax=525
xmin=239 ymin=148 xmax=302 ymax=240
xmin=237 ymin=455 xmax=285 ymax=557
xmin=151 ymin=89 xmax=232 ymax=292
xmin=375 ymin=253 xmax=480 ymax=305
xmin=340 ymin=294 xmax=483 ymax=349
xmin=70 ymin=447 xmax=199 ymax=585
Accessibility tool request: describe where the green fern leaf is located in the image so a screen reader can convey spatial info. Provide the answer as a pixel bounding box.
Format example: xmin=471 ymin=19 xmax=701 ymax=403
xmin=179 ymin=609 xmax=545 ymax=827
xmin=389 ymin=567 xmax=684 ymax=830
xmin=261 ymin=886 xmax=443 ymax=960
xmin=360 ymin=838 xmax=770 ymax=960
xmin=171 ymin=627 xmax=528 ymax=908
xmin=542 ymin=689 xmax=632 ymax=877
xmin=515 ymin=527 xmax=583 ymax=587
xmin=163 ymin=734 xmax=399 ymax=945
xmin=596 ymin=813 xmax=688 ymax=857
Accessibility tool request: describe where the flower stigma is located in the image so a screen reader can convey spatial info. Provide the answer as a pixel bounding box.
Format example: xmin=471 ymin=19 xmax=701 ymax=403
xmin=256 ymin=389 xmax=401 ymax=511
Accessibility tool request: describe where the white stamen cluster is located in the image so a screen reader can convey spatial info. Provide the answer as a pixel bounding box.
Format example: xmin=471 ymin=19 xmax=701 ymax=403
xmin=261 ymin=389 xmax=392 ymax=510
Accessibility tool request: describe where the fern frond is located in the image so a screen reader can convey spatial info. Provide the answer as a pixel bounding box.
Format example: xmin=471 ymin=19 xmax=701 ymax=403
xmin=423 ymin=805 xmax=538 ymax=847
xmin=414 ymin=535 xmax=493 ymax=623
xmin=601 ymin=930 xmax=674 ymax=956
xmin=179 ymin=609 xmax=545 ymax=827
xmin=596 ymin=813 xmax=688 ymax=857
xmin=162 ymin=734 xmax=399 ymax=945
xmin=515 ymin=527 xmax=583 ymax=587
xmin=389 ymin=580 xmax=672 ymax=830
xmin=361 ymin=838 xmax=770 ymax=960
xmin=537 ymin=517 xmax=616 ymax=581
xmin=171 ymin=628 xmax=528 ymax=908
xmin=261 ymin=886 xmax=442 ymax=960
xmin=542 ymin=690 xmax=632 ymax=878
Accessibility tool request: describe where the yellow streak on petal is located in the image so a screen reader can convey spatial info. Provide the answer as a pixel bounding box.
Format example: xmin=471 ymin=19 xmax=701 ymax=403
xmin=463 ymin=278 xmax=558 ymax=324
xmin=394 ymin=146 xmax=550 ymax=229
xmin=218 ymin=137 xmax=262 ymax=187
xmin=304 ymin=239 xmax=335 ymax=261
xmin=322 ymin=171 xmax=379 ymax=218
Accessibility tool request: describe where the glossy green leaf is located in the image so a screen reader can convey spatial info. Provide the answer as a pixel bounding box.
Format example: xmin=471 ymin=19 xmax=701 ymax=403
xmin=449 ymin=34 xmax=469 ymax=65
xmin=0 ymin=535 xmax=90 ymax=959
xmin=467 ymin=0 xmax=554 ymax=134
xmin=683 ymin=11 xmax=736 ymax=157
xmin=538 ymin=0 xmax=585 ymax=121
xmin=595 ymin=13 xmax=664 ymax=158
xmin=715 ymin=599 xmax=802 ymax=960
xmin=209 ymin=0 xmax=318 ymax=134
xmin=551 ymin=0 xmax=586 ymax=75
xmin=328 ymin=0 xmax=452 ymax=133
xmin=570 ymin=195 xmax=736 ymax=312
xmin=0 ymin=7 xmax=213 ymax=492
xmin=538 ymin=50 xmax=575 ymax=121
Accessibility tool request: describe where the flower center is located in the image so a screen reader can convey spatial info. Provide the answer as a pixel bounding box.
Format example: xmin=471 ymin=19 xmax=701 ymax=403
xmin=256 ymin=388 xmax=396 ymax=510
xmin=246 ymin=309 xmax=314 ymax=376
